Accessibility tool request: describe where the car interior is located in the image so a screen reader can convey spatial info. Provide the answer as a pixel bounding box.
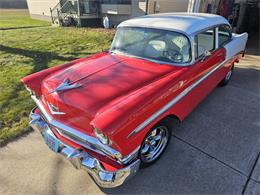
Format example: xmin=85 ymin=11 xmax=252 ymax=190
xmin=112 ymin=28 xmax=191 ymax=64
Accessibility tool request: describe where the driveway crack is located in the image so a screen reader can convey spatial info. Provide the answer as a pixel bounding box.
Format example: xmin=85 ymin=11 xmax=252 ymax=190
xmin=241 ymin=153 xmax=260 ymax=195
xmin=173 ymin=135 xmax=249 ymax=177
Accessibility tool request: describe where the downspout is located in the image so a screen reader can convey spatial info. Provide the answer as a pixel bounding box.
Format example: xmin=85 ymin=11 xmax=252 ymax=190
xmin=187 ymin=0 xmax=201 ymax=13
xmin=145 ymin=0 xmax=149 ymax=15
xmin=195 ymin=0 xmax=201 ymax=12
xmin=77 ymin=0 xmax=81 ymax=27
xmin=50 ymin=8 xmax=54 ymax=24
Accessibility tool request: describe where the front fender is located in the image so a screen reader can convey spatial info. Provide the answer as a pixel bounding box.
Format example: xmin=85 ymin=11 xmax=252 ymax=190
xmin=91 ymin=68 xmax=185 ymax=156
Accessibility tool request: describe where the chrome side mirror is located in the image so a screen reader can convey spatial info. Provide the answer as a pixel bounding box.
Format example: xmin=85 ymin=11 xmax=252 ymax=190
xmin=201 ymin=50 xmax=211 ymax=62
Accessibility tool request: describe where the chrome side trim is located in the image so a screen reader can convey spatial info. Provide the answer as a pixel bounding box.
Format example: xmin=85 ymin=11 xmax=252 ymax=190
xmin=31 ymin=96 xmax=123 ymax=160
xmin=128 ymin=59 xmax=228 ymax=138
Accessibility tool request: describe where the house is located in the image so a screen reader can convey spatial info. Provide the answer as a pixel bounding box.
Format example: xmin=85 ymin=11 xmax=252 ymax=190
xmin=26 ymin=0 xmax=259 ymax=34
xmin=26 ymin=0 xmax=189 ymax=27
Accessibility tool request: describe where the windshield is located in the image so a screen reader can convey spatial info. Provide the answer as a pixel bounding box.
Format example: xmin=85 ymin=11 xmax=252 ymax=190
xmin=111 ymin=27 xmax=191 ymax=64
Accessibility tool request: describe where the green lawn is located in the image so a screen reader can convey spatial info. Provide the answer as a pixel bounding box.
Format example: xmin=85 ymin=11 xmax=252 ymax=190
xmin=0 ymin=9 xmax=50 ymax=29
xmin=0 ymin=10 xmax=114 ymax=145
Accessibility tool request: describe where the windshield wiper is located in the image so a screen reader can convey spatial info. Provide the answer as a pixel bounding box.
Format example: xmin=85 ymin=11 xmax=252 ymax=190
xmin=109 ymin=48 xmax=127 ymax=55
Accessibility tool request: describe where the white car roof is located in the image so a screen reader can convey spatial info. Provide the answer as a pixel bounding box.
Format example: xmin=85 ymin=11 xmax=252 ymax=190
xmin=118 ymin=12 xmax=230 ymax=36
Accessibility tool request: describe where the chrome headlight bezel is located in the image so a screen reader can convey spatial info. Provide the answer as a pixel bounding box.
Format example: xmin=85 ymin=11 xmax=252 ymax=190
xmin=93 ymin=127 xmax=110 ymax=145
xmin=25 ymin=85 xmax=35 ymax=95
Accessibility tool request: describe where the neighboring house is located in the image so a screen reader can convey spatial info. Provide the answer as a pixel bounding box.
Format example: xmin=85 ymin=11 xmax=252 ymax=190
xmin=27 ymin=0 xmax=60 ymax=21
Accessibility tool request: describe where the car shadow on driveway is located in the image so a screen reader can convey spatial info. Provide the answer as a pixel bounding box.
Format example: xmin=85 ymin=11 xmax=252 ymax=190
xmin=101 ymin=65 xmax=260 ymax=194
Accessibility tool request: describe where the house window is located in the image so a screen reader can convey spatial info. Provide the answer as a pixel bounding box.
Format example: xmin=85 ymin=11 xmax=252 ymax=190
xmin=80 ymin=0 xmax=99 ymax=14
xmin=218 ymin=25 xmax=232 ymax=47
xmin=101 ymin=0 xmax=131 ymax=4
xmin=195 ymin=28 xmax=215 ymax=58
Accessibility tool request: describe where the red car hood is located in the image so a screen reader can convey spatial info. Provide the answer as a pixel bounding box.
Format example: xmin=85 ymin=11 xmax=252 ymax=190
xmin=40 ymin=53 xmax=182 ymax=134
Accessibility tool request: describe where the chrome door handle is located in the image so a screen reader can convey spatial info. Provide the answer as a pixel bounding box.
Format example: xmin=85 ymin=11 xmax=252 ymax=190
xmin=217 ymin=53 xmax=223 ymax=57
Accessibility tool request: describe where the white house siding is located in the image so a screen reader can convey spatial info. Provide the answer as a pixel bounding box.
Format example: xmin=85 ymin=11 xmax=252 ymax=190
xmin=106 ymin=0 xmax=189 ymax=26
xmin=27 ymin=0 xmax=59 ymax=21
xmin=105 ymin=0 xmax=146 ymax=26
xmin=148 ymin=0 xmax=189 ymax=14
xmin=138 ymin=1 xmax=146 ymax=12
xmin=26 ymin=0 xmax=190 ymax=25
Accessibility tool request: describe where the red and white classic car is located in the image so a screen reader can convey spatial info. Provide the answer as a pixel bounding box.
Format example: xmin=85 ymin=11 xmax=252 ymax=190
xmin=21 ymin=13 xmax=248 ymax=188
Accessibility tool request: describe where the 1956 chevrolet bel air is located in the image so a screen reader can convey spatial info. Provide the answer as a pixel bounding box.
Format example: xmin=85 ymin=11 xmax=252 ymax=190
xmin=21 ymin=13 xmax=248 ymax=188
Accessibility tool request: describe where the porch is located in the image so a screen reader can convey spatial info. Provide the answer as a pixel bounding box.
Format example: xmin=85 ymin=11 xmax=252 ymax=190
xmin=50 ymin=0 xmax=101 ymax=27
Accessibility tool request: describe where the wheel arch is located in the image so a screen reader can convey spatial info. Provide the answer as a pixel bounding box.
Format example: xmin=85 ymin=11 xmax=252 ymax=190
xmin=163 ymin=114 xmax=181 ymax=125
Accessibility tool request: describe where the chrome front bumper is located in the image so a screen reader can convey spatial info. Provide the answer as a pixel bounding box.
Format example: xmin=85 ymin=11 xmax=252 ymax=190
xmin=29 ymin=110 xmax=140 ymax=188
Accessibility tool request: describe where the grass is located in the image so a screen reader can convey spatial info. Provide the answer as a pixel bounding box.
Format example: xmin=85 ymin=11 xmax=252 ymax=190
xmin=0 ymin=9 xmax=50 ymax=29
xmin=0 ymin=10 xmax=114 ymax=146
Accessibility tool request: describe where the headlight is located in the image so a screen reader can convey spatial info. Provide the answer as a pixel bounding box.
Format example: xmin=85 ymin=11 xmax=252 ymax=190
xmin=93 ymin=127 xmax=110 ymax=145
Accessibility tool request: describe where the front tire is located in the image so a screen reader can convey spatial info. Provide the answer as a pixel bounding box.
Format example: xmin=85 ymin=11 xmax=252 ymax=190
xmin=219 ymin=65 xmax=234 ymax=87
xmin=139 ymin=118 xmax=173 ymax=168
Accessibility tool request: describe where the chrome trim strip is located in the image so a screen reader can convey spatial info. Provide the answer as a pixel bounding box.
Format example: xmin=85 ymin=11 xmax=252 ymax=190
xmin=31 ymin=96 xmax=123 ymax=160
xmin=128 ymin=59 xmax=228 ymax=138
xmin=119 ymin=146 xmax=140 ymax=164
xmin=54 ymin=127 xmax=109 ymax=157
xmin=215 ymin=27 xmax=219 ymax=49
xmin=47 ymin=103 xmax=65 ymax=115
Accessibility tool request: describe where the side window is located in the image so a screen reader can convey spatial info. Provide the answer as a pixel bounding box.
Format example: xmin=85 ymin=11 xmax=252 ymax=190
xmin=218 ymin=25 xmax=232 ymax=47
xmin=195 ymin=29 xmax=215 ymax=58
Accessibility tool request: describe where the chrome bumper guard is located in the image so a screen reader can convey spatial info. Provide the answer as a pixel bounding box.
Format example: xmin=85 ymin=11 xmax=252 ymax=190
xmin=29 ymin=110 xmax=140 ymax=188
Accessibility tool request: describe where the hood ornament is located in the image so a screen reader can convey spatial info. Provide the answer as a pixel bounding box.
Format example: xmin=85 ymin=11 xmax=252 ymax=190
xmin=49 ymin=78 xmax=82 ymax=94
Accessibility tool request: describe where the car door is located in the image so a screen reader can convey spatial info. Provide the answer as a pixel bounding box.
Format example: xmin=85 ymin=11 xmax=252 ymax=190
xmin=187 ymin=27 xmax=226 ymax=111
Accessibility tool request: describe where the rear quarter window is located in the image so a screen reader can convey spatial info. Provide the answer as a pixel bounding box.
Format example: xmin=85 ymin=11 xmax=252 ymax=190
xmin=218 ymin=25 xmax=232 ymax=47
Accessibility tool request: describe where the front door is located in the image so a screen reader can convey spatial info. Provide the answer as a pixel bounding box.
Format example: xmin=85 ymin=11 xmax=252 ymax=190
xmin=187 ymin=28 xmax=226 ymax=111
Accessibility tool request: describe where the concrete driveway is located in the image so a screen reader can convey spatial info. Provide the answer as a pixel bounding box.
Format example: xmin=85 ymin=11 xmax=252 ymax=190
xmin=0 ymin=47 xmax=259 ymax=194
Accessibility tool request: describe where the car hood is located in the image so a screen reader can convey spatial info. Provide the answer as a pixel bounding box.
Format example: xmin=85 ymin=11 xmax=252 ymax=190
xmin=40 ymin=53 xmax=182 ymax=134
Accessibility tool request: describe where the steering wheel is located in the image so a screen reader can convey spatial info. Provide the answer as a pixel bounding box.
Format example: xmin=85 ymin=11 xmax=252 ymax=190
xmin=163 ymin=49 xmax=183 ymax=63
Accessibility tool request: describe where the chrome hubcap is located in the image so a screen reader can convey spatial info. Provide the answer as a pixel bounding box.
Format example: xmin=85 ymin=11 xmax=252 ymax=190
xmin=225 ymin=70 xmax=232 ymax=81
xmin=140 ymin=126 xmax=169 ymax=163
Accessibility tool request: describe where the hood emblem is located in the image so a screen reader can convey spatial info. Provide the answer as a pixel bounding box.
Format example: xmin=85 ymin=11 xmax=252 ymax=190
xmin=49 ymin=78 xmax=82 ymax=94
xmin=47 ymin=102 xmax=65 ymax=115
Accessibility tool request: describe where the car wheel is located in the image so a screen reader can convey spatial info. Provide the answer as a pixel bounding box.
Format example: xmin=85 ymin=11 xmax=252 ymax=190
xmin=139 ymin=118 xmax=173 ymax=168
xmin=219 ymin=65 xmax=234 ymax=87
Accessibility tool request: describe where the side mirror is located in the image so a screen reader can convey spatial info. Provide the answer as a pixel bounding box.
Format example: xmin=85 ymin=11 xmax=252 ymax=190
xmin=200 ymin=50 xmax=211 ymax=62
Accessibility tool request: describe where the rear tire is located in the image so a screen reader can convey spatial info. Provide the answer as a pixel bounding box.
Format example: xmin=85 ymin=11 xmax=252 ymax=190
xmin=139 ymin=118 xmax=173 ymax=168
xmin=219 ymin=65 xmax=234 ymax=87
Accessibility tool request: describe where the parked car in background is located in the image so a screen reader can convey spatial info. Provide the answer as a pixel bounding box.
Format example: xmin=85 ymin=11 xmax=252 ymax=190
xmin=21 ymin=13 xmax=248 ymax=188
